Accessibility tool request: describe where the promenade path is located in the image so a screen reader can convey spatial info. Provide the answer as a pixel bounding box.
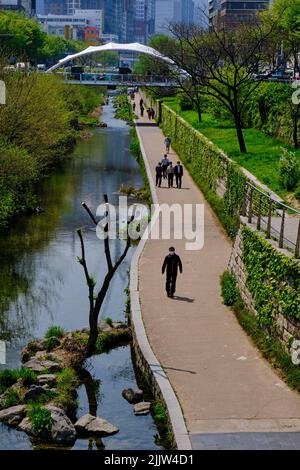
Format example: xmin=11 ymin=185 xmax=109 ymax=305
xmin=133 ymin=95 xmax=300 ymax=450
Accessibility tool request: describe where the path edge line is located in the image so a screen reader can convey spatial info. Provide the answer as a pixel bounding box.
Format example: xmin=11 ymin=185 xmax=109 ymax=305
xmin=129 ymin=122 xmax=192 ymax=450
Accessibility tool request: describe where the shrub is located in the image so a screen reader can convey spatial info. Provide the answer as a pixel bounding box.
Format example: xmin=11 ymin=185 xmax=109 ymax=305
xmin=104 ymin=317 xmax=113 ymax=327
xmin=19 ymin=368 xmax=37 ymax=387
xmin=56 ymin=368 xmax=77 ymax=392
xmin=3 ymin=388 xmax=21 ymax=408
xmin=45 ymin=325 xmax=65 ymax=339
xmin=295 ymin=185 xmax=300 ymax=201
xmin=279 ymin=148 xmax=299 ymax=190
xmin=178 ymin=93 xmax=193 ymax=111
xmin=0 ymin=369 xmax=19 ymax=388
xmin=28 ymin=405 xmax=53 ymax=438
xmin=221 ymin=271 xmax=240 ymax=306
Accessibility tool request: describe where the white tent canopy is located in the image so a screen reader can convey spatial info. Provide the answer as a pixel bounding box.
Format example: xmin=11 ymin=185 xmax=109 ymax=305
xmin=46 ymin=42 xmax=176 ymax=73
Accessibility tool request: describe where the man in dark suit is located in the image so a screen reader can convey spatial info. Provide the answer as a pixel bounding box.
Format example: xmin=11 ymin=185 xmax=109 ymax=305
xmin=162 ymin=247 xmax=183 ymax=298
xmin=155 ymin=162 xmax=163 ymax=187
xmin=174 ymin=161 xmax=183 ymax=189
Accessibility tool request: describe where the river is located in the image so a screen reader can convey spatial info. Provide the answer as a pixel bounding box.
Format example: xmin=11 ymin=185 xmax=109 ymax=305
xmin=0 ymin=99 xmax=162 ymax=450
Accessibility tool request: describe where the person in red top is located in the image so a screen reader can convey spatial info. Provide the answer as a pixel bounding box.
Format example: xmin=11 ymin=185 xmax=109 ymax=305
xmin=162 ymin=247 xmax=183 ymax=298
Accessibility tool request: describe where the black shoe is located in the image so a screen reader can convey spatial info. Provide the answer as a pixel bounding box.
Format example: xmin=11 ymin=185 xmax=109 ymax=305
xmin=167 ymin=292 xmax=171 ymax=297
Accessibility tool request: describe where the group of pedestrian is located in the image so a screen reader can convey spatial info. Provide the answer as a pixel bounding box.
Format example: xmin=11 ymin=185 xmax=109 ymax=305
xmin=156 ymin=158 xmax=183 ymax=189
xmin=147 ymin=107 xmax=155 ymax=120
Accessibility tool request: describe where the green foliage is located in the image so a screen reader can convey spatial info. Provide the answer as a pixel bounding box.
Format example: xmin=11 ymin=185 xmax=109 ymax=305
xmin=28 ymin=405 xmax=53 ymax=438
xmin=164 ymin=95 xmax=300 ymax=198
xmin=152 ymin=401 xmax=167 ymax=423
xmin=242 ymin=226 xmax=300 ymax=326
xmin=220 ymin=271 xmax=240 ymax=306
xmin=279 ymin=148 xmax=299 ymax=190
xmin=104 ymin=317 xmax=113 ymax=327
xmin=114 ymin=94 xmax=134 ymax=125
xmin=56 ymin=368 xmax=77 ymax=391
xmin=19 ymin=368 xmax=37 ymax=387
xmin=0 ymin=11 xmax=45 ymax=59
xmin=0 ymin=369 xmax=19 ymax=388
xmin=178 ymin=93 xmax=193 ymax=111
xmin=3 ymin=388 xmax=21 ymax=408
xmin=45 ymin=325 xmax=65 ymax=339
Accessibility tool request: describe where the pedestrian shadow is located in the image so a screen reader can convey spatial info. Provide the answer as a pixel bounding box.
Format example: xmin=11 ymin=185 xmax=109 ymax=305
xmin=150 ymin=364 xmax=197 ymax=376
xmin=172 ymin=296 xmax=194 ymax=303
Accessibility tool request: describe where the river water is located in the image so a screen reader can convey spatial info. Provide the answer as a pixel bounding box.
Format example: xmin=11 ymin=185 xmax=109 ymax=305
xmin=0 ymin=100 xmax=162 ymax=450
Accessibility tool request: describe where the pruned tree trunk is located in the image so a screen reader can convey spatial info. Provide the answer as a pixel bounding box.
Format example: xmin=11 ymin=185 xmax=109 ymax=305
xmin=77 ymin=195 xmax=134 ymax=358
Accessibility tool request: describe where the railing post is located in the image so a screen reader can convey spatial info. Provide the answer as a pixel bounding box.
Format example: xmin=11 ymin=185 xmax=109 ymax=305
xmin=279 ymin=207 xmax=286 ymax=249
xmin=241 ymin=181 xmax=248 ymax=217
xmin=248 ymin=188 xmax=253 ymax=223
xmin=295 ymin=219 xmax=300 ymax=258
xmin=266 ymin=199 xmax=272 ymax=239
xmin=257 ymin=194 xmax=262 ymax=231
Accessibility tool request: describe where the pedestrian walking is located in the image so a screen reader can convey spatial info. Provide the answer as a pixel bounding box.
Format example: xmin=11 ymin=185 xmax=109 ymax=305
xmin=150 ymin=107 xmax=155 ymax=119
xmin=140 ymin=105 xmax=144 ymax=117
xmin=164 ymin=136 xmax=171 ymax=153
xmin=174 ymin=161 xmax=183 ymax=188
xmin=155 ymin=162 xmax=163 ymax=187
xmin=133 ymin=102 xmax=136 ymax=112
xmin=167 ymin=162 xmax=174 ymax=188
xmin=139 ymin=98 xmax=144 ymax=108
xmin=147 ymin=108 xmax=151 ymax=119
xmin=162 ymin=247 xmax=183 ymax=298
xmin=161 ymin=154 xmax=169 ymax=179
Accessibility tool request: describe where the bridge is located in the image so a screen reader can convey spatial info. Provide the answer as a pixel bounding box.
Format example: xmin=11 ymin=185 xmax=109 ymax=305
xmin=46 ymin=41 xmax=186 ymax=87
xmin=57 ymin=72 xmax=178 ymax=88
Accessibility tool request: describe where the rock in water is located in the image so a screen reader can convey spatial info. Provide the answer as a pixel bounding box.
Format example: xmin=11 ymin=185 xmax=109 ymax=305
xmin=75 ymin=414 xmax=119 ymax=436
xmin=122 ymin=388 xmax=143 ymax=404
xmin=18 ymin=406 xmax=76 ymax=444
xmin=45 ymin=405 xmax=77 ymax=444
xmin=0 ymin=405 xmax=26 ymax=426
xmin=133 ymin=402 xmax=151 ymax=416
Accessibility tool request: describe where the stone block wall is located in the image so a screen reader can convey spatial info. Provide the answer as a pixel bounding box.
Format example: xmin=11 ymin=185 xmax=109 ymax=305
xmin=229 ymin=221 xmax=300 ymax=352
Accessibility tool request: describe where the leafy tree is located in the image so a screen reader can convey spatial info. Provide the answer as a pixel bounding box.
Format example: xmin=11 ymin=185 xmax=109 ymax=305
xmin=167 ymin=21 xmax=278 ymax=153
xmin=264 ymin=0 xmax=300 ymax=74
xmin=0 ymin=11 xmax=45 ymax=60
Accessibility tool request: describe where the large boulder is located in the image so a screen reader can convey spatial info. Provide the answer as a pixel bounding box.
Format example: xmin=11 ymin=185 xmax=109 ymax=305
xmin=45 ymin=405 xmax=77 ymax=444
xmin=23 ymin=358 xmax=62 ymax=373
xmin=75 ymin=414 xmax=119 ymax=437
xmin=19 ymin=406 xmax=77 ymax=444
xmin=0 ymin=405 xmax=26 ymax=426
xmin=24 ymin=385 xmax=46 ymax=403
xmin=122 ymin=388 xmax=143 ymax=404
xmin=133 ymin=402 xmax=151 ymax=416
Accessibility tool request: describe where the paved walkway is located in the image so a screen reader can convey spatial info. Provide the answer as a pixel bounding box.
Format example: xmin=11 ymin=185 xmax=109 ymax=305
xmin=134 ymin=95 xmax=300 ymax=450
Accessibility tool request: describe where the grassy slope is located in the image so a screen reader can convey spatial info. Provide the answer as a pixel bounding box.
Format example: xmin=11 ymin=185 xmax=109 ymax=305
xmin=164 ymin=97 xmax=300 ymax=198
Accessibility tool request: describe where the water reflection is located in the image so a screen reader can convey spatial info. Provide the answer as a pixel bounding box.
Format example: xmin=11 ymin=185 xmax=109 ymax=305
xmin=0 ymin=101 xmax=143 ymax=369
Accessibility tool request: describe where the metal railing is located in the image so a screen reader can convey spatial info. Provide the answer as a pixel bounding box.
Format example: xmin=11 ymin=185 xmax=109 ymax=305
xmin=242 ymin=181 xmax=300 ymax=257
xmin=57 ymin=72 xmax=178 ymax=87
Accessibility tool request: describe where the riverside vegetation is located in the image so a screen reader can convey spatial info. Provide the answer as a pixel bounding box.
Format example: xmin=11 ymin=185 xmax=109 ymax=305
xmin=0 ymin=72 xmax=104 ymax=229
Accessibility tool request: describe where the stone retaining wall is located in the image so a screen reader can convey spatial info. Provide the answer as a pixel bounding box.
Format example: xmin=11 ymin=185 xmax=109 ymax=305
xmin=229 ymin=220 xmax=300 ymax=351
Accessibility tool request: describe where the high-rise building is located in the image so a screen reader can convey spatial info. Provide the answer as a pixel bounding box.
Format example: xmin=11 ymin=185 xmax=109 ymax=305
xmin=181 ymin=0 xmax=194 ymax=25
xmin=209 ymin=0 xmax=271 ymax=29
xmin=155 ymin=0 xmax=175 ymax=35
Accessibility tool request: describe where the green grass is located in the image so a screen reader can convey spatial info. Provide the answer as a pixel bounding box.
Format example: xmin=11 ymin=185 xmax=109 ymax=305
xmin=78 ymin=115 xmax=99 ymax=126
xmin=28 ymin=405 xmax=53 ymax=438
xmin=164 ymin=97 xmax=300 ymax=198
xmin=45 ymin=325 xmax=65 ymax=339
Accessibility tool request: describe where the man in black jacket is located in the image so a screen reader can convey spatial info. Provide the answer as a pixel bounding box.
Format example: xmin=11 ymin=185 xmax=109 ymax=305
xmin=162 ymin=247 xmax=183 ymax=298
xmin=174 ymin=161 xmax=183 ymax=189
xmin=155 ymin=162 xmax=163 ymax=187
